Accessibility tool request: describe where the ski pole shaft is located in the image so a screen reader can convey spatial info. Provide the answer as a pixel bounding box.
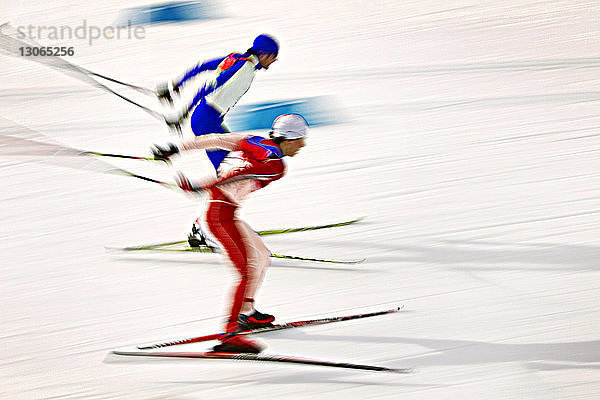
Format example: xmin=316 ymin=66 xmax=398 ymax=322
xmin=0 ymin=130 xmax=159 ymax=162
xmin=0 ymin=24 xmax=164 ymax=121
xmin=85 ymin=70 xmax=155 ymax=95
xmin=80 ymin=151 xmax=158 ymax=161
xmin=0 ymin=119 xmax=195 ymax=193
xmin=109 ymin=169 xmax=204 ymax=194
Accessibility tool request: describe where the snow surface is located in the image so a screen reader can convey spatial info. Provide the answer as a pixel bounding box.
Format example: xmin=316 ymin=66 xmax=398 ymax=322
xmin=2 ymin=0 xmax=600 ymax=399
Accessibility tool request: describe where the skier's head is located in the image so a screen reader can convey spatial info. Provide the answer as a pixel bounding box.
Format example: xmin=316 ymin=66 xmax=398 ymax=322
xmin=248 ymin=34 xmax=279 ymax=69
xmin=250 ymin=34 xmax=279 ymax=55
xmin=270 ymin=114 xmax=308 ymax=157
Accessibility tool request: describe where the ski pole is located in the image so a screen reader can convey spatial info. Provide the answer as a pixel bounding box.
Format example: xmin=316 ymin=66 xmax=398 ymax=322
xmin=0 ymin=131 xmax=160 ymax=162
xmin=0 ymin=118 xmax=200 ymax=193
xmin=0 ymin=24 xmax=164 ymax=121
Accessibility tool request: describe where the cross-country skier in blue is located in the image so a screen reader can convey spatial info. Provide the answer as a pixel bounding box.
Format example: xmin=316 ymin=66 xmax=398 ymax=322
xmin=157 ymin=34 xmax=278 ymax=164
xmin=156 ymin=34 xmax=279 ymax=246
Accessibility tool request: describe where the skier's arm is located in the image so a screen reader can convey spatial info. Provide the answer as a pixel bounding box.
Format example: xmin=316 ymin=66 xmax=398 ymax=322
xmin=212 ymin=159 xmax=284 ymax=187
xmin=173 ymin=146 xmax=284 ymax=193
xmin=151 ymin=134 xmax=244 ymax=162
xmin=175 ymin=56 xmax=226 ymax=89
xmin=179 ymin=133 xmax=244 ymax=152
xmin=156 ymin=57 xmax=226 ymax=104
xmin=175 ymin=155 xmax=283 ymax=193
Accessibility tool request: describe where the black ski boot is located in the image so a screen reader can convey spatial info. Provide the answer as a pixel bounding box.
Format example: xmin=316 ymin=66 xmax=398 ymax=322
xmin=188 ymin=224 xmax=215 ymax=248
xmin=212 ymin=334 xmax=263 ymax=354
xmin=239 ymin=310 xmax=276 ymax=330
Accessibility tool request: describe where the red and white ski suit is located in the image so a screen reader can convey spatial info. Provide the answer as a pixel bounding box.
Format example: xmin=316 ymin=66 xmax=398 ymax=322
xmin=179 ymin=133 xmax=285 ymax=332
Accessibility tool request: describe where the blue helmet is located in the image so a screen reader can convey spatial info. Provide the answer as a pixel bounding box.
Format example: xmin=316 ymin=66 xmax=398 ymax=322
xmin=251 ymin=34 xmax=279 ymax=55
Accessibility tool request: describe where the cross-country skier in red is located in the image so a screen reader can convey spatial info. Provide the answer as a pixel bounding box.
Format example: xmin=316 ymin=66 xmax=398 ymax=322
xmin=151 ymin=114 xmax=308 ymax=353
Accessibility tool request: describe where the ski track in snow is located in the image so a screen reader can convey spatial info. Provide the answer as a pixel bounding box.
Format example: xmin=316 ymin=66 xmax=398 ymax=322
xmin=1 ymin=0 xmax=600 ymax=399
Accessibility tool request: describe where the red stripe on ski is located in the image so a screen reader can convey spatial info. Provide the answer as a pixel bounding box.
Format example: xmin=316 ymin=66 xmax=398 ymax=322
xmin=137 ymin=306 xmax=403 ymax=350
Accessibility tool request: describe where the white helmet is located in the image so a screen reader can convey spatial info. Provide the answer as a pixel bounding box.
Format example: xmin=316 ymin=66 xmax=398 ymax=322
xmin=271 ymin=114 xmax=308 ymax=140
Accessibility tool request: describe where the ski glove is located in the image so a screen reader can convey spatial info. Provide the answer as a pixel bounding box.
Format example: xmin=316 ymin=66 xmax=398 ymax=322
xmin=164 ymin=109 xmax=190 ymax=136
xmin=164 ymin=114 xmax=182 ymax=135
xmin=152 ymin=143 xmax=179 ymax=162
xmin=175 ymin=172 xmax=200 ymax=192
xmin=156 ymin=80 xmax=180 ymax=104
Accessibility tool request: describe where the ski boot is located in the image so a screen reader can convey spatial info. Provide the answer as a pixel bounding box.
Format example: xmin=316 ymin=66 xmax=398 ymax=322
xmin=239 ymin=310 xmax=276 ymax=330
xmin=212 ymin=333 xmax=263 ymax=354
xmin=187 ymin=224 xmax=217 ymax=249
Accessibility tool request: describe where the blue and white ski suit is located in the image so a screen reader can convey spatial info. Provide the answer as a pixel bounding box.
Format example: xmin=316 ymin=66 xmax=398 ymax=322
xmin=176 ymin=53 xmax=263 ymax=169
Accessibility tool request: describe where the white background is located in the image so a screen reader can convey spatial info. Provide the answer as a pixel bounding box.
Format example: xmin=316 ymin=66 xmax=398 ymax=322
xmin=2 ymin=1 xmax=599 ymax=398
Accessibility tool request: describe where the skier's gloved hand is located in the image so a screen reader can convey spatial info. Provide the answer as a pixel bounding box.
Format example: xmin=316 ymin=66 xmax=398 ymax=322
xmin=152 ymin=143 xmax=179 ymax=162
xmin=164 ymin=109 xmax=189 ymax=136
xmin=175 ymin=172 xmax=201 ymax=192
xmin=156 ymin=81 xmax=172 ymax=103
xmin=164 ymin=115 xmax=182 ymax=135
xmin=156 ymin=80 xmax=180 ymax=104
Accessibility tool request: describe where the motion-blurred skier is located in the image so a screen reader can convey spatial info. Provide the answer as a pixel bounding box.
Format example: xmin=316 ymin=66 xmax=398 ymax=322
xmin=156 ymin=34 xmax=279 ymax=247
xmin=152 ymin=114 xmax=308 ymax=353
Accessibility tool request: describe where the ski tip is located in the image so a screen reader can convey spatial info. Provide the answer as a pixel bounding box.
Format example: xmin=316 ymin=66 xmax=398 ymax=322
xmin=341 ymin=217 xmax=364 ymax=224
xmin=136 ymin=344 xmax=157 ymax=350
xmin=104 ymin=246 xmax=124 ymax=253
xmin=334 ymin=258 xmax=366 ymax=264
xmin=107 ymin=350 xmax=170 ymax=362
xmin=389 ymin=367 xmax=414 ymax=374
xmin=328 ymin=257 xmax=366 ymax=265
xmin=104 ymin=246 xmax=146 ymax=253
xmin=105 ymin=350 xmax=168 ymax=364
xmin=109 ymin=350 xmax=129 ymax=357
xmin=104 ymin=351 xmax=132 ymax=364
xmin=105 ymin=246 xmax=144 ymax=253
xmin=339 ymin=258 xmax=366 ymax=265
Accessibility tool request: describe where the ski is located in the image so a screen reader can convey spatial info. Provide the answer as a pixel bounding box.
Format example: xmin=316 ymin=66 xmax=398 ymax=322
xmin=116 ymin=218 xmax=362 ymax=251
xmin=110 ymin=350 xmax=411 ymax=373
xmin=256 ymin=218 xmax=362 ymax=236
xmin=107 ymin=244 xmax=364 ymax=265
xmin=110 ymin=218 xmax=364 ymax=264
xmin=138 ymin=307 xmax=402 ymax=350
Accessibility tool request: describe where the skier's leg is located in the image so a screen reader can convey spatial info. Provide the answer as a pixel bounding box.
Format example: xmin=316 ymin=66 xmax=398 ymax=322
xmin=237 ymin=220 xmax=271 ymax=315
xmin=187 ymin=100 xmax=230 ymax=247
xmin=205 ymin=199 xmax=248 ymax=333
xmin=205 ymin=195 xmax=263 ymax=353
xmin=235 ymin=220 xmax=275 ymax=328
xmin=189 ymin=100 xmax=229 ymax=171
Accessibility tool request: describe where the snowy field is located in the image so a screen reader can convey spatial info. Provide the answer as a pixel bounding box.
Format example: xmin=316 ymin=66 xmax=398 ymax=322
xmin=2 ymin=1 xmax=600 ymax=399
